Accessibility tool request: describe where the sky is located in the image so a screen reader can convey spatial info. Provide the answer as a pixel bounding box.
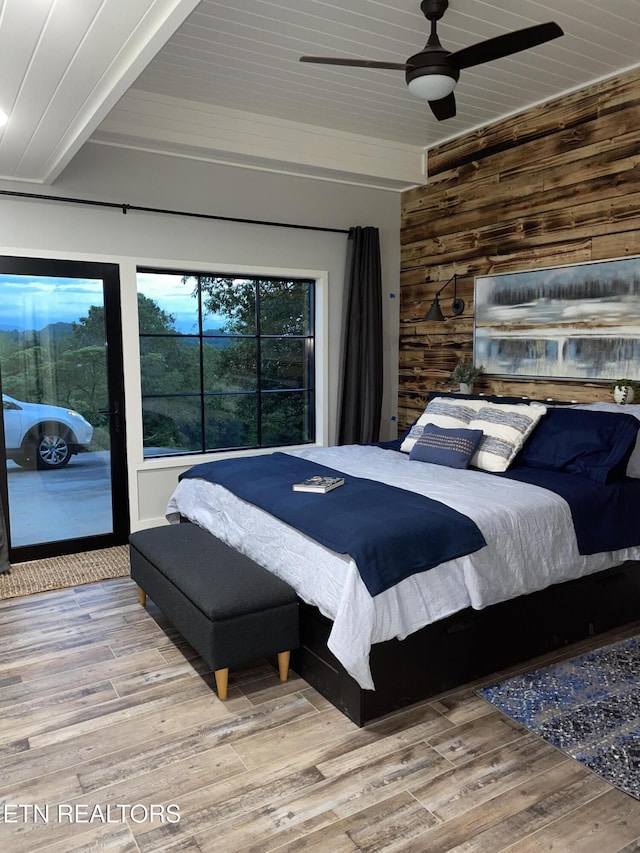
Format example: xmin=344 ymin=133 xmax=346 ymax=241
xmin=0 ymin=272 xmax=225 ymax=334
xmin=136 ymin=271 xmax=218 ymax=334
xmin=0 ymin=275 xmax=103 ymax=332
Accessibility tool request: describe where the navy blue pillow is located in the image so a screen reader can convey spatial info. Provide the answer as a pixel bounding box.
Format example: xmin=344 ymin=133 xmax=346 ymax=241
xmin=409 ymin=424 xmax=484 ymax=469
xmin=515 ymin=407 xmax=640 ymax=483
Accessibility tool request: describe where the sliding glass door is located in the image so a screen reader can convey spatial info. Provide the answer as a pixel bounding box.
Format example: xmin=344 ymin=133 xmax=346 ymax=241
xmin=0 ymin=256 xmax=128 ymax=561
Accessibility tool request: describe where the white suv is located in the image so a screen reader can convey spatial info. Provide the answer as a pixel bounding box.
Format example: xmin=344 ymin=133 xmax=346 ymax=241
xmin=3 ymin=394 xmax=94 ymax=470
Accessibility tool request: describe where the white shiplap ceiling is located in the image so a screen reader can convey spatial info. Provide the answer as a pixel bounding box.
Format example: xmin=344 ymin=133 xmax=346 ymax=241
xmin=0 ymin=0 xmax=201 ymax=184
xmin=2 ymin=0 xmax=640 ymax=190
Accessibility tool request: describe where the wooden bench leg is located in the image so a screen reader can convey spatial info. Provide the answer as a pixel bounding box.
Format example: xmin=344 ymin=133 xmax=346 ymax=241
xmin=277 ymin=651 xmax=290 ymax=682
xmin=214 ymin=668 xmax=229 ymax=700
xmin=136 ymin=585 xmax=146 ymax=607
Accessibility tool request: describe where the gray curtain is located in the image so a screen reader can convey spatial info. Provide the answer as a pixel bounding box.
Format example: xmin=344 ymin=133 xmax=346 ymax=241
xmin=337 ymin=226 xmax=383 ymax=445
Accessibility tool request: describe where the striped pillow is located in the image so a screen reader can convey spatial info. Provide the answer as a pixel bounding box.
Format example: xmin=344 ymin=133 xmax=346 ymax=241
xmin=409 ymin=424 xmax=484 ymax=468
xmin=469 ymin=402 xmax=547 ymax=472
xmin=400 ymin=396 xmax=484 ymax=453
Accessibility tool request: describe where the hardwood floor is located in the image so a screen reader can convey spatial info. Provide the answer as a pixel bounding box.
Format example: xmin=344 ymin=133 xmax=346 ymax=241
xmin=1 ymin=577 xmax=639 ymax=852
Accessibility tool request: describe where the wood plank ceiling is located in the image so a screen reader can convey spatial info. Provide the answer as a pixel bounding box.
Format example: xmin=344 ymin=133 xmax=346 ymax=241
xmin=1 ymin=0 xmax=639 ymax=188
xmin=0 ymin=0 xmax=201 ymax=184
xmin=134 ymin=0 xmax=640 ymax=148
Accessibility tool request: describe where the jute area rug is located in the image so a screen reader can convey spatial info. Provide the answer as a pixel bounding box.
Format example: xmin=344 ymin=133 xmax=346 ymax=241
xmin=477 ymin=635 xmax=640 ymax=799
xmin=0 ymin=545 xmax=130 ymax=600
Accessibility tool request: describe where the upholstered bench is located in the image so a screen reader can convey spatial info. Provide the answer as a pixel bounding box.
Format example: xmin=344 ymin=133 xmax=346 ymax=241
xmin=129 ymin=524 xmax=299 ymax=700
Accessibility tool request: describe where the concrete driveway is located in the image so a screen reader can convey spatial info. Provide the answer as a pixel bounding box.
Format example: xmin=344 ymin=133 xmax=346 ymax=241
xmin=6 ymin=451 xmax=113 ymax=547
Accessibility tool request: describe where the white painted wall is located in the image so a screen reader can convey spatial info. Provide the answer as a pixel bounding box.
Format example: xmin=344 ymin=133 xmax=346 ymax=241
xmin=0 ymin=144 xmax=400 ymax=531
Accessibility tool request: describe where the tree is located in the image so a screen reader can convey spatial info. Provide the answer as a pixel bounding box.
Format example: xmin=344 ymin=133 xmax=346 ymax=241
xmin=197 ymin=276 xmax=310 ymax=336
xmin=136 ymin=294 xmax=177 ymax=335
xmin=67 ymin=294 xmax=198 ymax=450
xmin=195 ymin=276 xmax=312 ymax=448
xmin=135 ymin=294 xmax=204 ymax=451
xmin=1 ymin=342 xmax=52 ymax=403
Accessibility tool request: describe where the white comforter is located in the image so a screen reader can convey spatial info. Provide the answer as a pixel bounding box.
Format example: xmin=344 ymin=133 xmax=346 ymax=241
xmin=166 ymin=445 xmax=640 ymax=689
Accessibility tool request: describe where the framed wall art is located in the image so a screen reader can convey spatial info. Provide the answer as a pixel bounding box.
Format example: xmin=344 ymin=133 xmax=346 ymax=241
xmin=474 ymin=256 xmax=640 ymax=381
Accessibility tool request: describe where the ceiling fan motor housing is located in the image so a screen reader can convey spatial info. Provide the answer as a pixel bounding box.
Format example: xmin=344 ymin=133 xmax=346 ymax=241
xmin=421 ymin=0 xmax=449 ymax=21
xmin=405 ymin=46 xmax=459 ymax=101
xmin=405 ymin=48 xmax=459 ymax=89
xmin=408 ymin=0 xmax=458 ymax=99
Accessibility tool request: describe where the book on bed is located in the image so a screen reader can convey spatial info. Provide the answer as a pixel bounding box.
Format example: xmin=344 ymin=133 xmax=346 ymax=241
xmin=292 ymin=475 xmax=344 ymax=493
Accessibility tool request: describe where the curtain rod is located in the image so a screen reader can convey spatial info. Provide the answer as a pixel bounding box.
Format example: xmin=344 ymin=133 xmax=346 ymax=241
xmin=0 ymin=189 xmax=350 ymax=235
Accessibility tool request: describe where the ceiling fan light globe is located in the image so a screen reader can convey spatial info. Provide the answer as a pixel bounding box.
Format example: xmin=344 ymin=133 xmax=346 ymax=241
xmin=408 ymin=73 xmax=456 ymax=101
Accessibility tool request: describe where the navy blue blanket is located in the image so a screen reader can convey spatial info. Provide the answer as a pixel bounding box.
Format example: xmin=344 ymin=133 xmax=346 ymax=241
xmin=501 ymin=465 xmax=640 ymax=554
xmin=180 ymin=453 xmax=487 ymax=597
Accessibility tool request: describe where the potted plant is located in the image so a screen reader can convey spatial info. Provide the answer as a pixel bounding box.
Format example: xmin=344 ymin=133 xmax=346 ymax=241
xmin=610 ymin=379 xmax=640 ymax=405
xmin=449 ymin=358 xmax=484 ymax=394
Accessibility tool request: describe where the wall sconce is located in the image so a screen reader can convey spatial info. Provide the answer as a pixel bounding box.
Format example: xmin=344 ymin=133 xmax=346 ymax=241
xmin=423 ymin=273 xmax=465 ymax=321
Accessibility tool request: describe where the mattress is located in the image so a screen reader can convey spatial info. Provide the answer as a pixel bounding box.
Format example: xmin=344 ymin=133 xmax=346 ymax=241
xmin=166 ymin=444 xmax=640 ymax=689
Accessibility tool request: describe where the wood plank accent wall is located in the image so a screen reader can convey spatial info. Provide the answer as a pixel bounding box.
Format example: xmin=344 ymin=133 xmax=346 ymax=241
xmin=398 ymin=66 xmax=640 ymax=431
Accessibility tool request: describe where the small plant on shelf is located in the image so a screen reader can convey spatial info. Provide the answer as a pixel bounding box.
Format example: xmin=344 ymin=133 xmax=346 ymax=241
xmin=610 ymin=378 xmax=640 ymax=405
xmin=449 ymin=358 xmax=484 ymax=390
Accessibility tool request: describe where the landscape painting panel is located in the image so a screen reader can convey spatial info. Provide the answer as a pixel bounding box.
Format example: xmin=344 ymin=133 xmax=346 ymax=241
xmin=474 ymin=257 xmax=640 ymax=380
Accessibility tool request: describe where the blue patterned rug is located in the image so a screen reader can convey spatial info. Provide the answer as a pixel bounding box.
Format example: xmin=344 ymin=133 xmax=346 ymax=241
xmin=477 ymin=635 xmax=640 ymax=799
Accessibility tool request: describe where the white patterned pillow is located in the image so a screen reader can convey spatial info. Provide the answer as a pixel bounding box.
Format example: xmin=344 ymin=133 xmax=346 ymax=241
xmin=469 ymin=402 xmax=547 ymax=472
xmin=400 ymin=397 xmax=484 ymax=453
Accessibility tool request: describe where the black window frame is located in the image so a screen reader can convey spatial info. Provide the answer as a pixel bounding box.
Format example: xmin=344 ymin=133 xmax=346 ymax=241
xmin=137 ymin=267 xmax=316 ymax=458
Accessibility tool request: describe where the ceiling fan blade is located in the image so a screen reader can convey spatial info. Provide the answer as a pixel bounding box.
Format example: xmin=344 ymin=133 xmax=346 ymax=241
xmin=429 ymin=92 xmax=456 ymax=121
xmin=300 ymin=56 xmax=408 ymax=70
xmin=449 ymin=21 xmax=563 ymax=70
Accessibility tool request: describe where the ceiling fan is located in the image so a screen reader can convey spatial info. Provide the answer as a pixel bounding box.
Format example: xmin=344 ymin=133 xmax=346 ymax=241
xmin=300 ymin=0 xmax=563 ymax=121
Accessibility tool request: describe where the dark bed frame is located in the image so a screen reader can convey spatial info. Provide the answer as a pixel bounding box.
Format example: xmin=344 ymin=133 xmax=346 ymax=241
xmin=177 ymin=385 xmax=640 ymax=727
xmin=292 ymin=559 xmax=640 ymax=726
xmin=286 ymin=390 xmax=640 ymax=725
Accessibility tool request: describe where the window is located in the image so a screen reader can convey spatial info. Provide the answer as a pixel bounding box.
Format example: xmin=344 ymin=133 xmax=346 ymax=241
xmin=136 ymin=269 xmax=315 ymax=458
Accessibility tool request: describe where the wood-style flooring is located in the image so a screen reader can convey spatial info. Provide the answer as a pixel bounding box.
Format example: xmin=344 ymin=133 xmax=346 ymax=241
xmin=1 ymin=577 xmax=639 ymax=852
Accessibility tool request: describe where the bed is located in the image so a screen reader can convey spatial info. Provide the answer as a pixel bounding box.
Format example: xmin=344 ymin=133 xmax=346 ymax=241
xmin=166 ymin=396 xmax=640 ymax=725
